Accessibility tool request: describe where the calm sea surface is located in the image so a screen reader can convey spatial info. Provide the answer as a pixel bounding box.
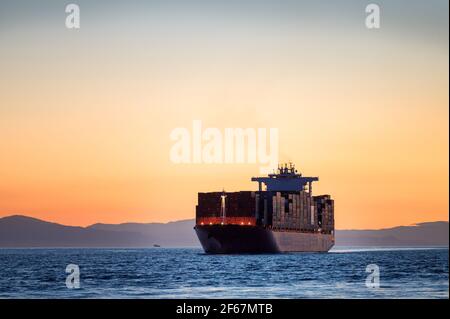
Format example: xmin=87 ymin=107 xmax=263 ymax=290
xmin=0 ymin=247 xmax=447 ymax=298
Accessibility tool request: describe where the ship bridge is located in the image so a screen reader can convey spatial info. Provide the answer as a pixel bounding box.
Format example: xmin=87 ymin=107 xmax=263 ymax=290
xmin=251 ymin=163 xmax=318 ymax=192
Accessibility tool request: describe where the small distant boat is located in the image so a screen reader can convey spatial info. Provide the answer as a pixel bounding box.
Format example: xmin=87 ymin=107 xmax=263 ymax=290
xmin=153 ymin=244 xmax=161 ymax=248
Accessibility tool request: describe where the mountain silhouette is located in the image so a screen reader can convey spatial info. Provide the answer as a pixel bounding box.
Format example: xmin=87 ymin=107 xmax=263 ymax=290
xmin=0 ymin=215 xmax=196 ymax=247
xmin=335 ymin=222 xmax=449 ymax=247
xmin=0 ymin=215 xmax=448 ymax=248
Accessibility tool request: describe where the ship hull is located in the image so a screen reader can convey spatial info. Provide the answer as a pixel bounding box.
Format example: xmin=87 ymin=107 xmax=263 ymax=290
xmin=195 ymin=225 xmax=334 ymax=254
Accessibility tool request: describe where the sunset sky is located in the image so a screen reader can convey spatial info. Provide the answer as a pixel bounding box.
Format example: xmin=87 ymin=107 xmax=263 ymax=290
xmin=0 ymin=0 xmax=448 ymax=229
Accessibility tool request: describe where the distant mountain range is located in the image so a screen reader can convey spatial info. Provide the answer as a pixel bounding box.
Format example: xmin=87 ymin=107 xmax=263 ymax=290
xmin=336 ymin=221 xmax=448 ymax=247
xmin=0 ymin=215 xmax=448 ymax=248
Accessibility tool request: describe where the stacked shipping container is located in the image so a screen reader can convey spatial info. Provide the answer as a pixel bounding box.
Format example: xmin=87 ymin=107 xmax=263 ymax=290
xmin=196 ymin=191 xmax=333 ymax=234
xmin=271 ymin=191 xmax=318 ymax=232
xmin=313 ymin=195 xmax=334 ymax=234
xmin=196 ymin=191 xmax=256 ymax=223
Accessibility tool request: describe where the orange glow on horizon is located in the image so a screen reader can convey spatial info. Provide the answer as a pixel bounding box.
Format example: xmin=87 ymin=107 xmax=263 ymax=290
xmin=0 ymin=2 xmax=448 ymax=229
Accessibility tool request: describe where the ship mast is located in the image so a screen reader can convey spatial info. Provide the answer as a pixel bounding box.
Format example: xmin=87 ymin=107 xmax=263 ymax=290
xmin=220 ymin=189 xmax=227 ymax=224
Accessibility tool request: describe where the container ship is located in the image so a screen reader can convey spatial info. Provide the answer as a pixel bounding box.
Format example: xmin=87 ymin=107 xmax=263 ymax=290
xmin=194 ymin=164 xmax=335 ymax=253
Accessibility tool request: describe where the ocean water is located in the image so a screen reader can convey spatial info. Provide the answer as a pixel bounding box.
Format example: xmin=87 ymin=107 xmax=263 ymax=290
xmin=0 ymin=247 xmax=447 ymax=299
